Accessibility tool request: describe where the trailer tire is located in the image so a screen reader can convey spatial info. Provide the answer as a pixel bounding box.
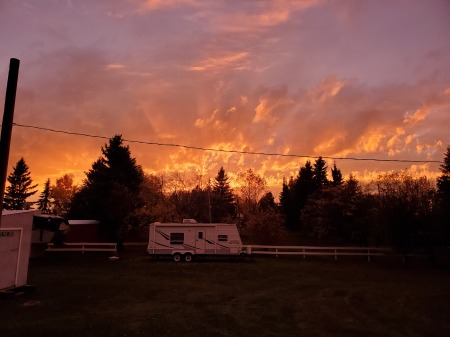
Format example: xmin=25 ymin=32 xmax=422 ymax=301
xmin=173 ymin=253 xmax=182 ymax=262
xmin=184 ymin=253 xmax=193 ymax=262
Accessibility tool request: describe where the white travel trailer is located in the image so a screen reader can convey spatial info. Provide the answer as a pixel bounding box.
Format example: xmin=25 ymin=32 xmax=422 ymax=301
xmin=147 ymin=220 xmax=243 ymax=261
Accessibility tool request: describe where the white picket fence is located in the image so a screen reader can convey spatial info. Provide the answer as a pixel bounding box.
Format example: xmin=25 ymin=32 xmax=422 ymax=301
xmin=46 ymin=242 xmax=117 ymax=254
xmin=242 ymin=245 xmax=390 ymax=262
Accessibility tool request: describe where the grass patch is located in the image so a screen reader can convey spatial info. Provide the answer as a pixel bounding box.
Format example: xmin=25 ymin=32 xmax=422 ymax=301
xmin=1 ymin=247 xmax=450 ymax=337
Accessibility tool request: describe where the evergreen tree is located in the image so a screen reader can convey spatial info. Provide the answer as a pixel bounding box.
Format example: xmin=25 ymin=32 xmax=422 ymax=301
xmin=312 ymin=156 xmax=329 ymax=189
xmin=37 ymin=178 xmax=53 ymax=214
xmin=295 ymin=161 xmax=317 ymax=228
xmin=331 ymin=162 xmax=343 ymax=186
xmin=3 ymin=158 xmax=38 ymax=210
xmin=301 ymin=175 xmax=373 ymax=244
xmin=437 ymin=146 xmax=450 ymax=199
xmin=279 ymin=161 xmax=316 ymax=229
xmin=211 ymin=167 xmax=235 ymax=222
xmin=436 ymin=146 xmax=450 ymax=245
xmin=296 ymin=161 xmax=315 ymax=195
xmin=70 ymin=135 xmax=144 ymax=243
xmin=279 ymin=177 xmax=294 ymax=227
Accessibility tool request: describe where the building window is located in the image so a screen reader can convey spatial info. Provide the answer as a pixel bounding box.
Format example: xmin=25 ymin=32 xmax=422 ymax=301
xmin=170 ymin=233 xmax=184 ymax=245
xmin=218 ymin=235 xmax=228 ymax=242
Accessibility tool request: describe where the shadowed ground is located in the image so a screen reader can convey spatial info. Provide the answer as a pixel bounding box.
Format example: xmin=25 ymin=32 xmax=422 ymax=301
xmin=1 ymin=246 xmax=449 ymax=337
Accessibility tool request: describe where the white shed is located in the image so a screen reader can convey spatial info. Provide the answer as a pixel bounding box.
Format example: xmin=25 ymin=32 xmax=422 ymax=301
xmin=0 ymin=210 xmax=40 ymax=291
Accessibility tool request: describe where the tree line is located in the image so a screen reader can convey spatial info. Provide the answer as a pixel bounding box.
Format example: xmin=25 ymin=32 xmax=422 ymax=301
xmin=3 ymin=135 xmax=450 ymax=251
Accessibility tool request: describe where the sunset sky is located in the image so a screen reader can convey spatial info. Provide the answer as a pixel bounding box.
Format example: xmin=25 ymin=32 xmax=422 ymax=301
xmin=1 ymin=0 xmax=450 ymax=197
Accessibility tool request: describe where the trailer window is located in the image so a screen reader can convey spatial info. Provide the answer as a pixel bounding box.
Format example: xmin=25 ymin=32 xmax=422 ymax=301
xmin=218 ymin=235 xmax=228 ymax=242
xmin=170 ymin=233 xmax=184 ymax=245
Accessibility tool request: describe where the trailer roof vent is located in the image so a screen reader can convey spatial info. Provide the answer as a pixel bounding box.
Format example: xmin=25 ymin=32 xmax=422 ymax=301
xmin=182 ymin=219 xmax=197 ymax=224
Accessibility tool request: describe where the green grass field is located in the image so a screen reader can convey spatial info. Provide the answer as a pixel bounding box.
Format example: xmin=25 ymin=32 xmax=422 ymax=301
xmin=1 ymin=247 xmax=449 ymax=337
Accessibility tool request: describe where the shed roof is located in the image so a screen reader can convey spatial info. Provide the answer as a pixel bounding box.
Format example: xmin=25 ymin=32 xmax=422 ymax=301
xmin=68 ymin=220 xmax=100 ymax=225
xmin=2 ymin=209 xmax=41 ymax=216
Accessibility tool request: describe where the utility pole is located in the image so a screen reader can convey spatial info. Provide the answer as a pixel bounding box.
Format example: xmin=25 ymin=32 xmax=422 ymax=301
xmin=0 ymin=58 xmax=20 ymax=226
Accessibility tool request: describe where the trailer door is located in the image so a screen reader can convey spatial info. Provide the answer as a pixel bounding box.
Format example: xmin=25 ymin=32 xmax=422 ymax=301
xmin=195 ymin=230 xmax=206 ymax=254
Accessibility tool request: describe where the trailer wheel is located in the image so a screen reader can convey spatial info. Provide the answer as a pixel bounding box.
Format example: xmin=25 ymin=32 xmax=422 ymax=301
xmin=184 ymin=253 xmax=193 ymax=262
xmin=173 ymin=253 xmax=182 ymax=262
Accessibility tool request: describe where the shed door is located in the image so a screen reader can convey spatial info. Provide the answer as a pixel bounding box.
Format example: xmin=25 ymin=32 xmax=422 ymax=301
xmin=0 ymin=229 xmax=21 ymax=290
xmin=195 ymin=230 xmax=206 ymax=254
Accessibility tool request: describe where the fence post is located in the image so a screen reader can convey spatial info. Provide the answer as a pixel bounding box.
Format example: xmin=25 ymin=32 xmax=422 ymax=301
xmin=303 ymin=248 xmax=306 ymax=259
xmin=367 ymin=249 xmax=371 ymax=262
xmin=334 ymin=249 xmax=337 ymax=261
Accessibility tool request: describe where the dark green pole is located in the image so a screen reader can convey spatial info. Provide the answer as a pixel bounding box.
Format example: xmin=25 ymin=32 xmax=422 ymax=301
xmin=0 ymin=58 xmax=20 ymax=226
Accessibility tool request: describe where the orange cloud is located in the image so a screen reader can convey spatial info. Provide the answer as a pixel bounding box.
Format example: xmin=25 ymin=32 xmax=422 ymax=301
xmin=140 ymin=0 xmax=201 ymax=11
xmin=309 ymin=76 xmax=346 ymax=102
xmin=189 ymin=52 xmax=249 ymax=72
xmin=403 ymin=107 xmax=430 ymax=125
xmin=211 ymin=0 xmax=322 ymax=33
xmin=106 ymin=64 xmax=125 ymax=70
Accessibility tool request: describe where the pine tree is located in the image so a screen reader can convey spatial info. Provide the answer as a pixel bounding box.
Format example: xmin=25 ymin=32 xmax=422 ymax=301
xmin=295 ymin=161 xmax=316 ymax=199
xmin=3 ymin=158 xmax=38 ymax=210
xmin=279 ymin=178 xmax=291 ymax=222
xmin=312 ymin=156 xmax=329 ymax=189
xmin=37 ymin=178 xmax=53 ymax=214
xmin=436 ymin=146 xmax=450 ymax=245
xmin=437 ymin=146 xmax=450 ymax=199
xmin=331 ymin=163 xmax=343 ymax=186
xmin=70 ymin=135 xmax=144 ymax=243
xmin=279 ymin=161 xmax=316 ymax=229
xmin=211 ymin=167 xmax=235 ymax=222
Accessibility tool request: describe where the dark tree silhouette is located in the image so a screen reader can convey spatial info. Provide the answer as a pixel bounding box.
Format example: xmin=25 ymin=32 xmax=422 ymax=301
xmin=301 ymin=175 xmax=374 ymax=244
xmin=279 ymin=161 xmax=316 ymax=229
xmin=70 ymin=135 xmax=144 ymax=244
xmin=331 ymin=162 xmax=343 ymax=186
xmin=279 ymin=177 xmax=292 ymax=224
xmin=437 ymin=146 xmax=450 ymax=199
xmin=436 ymin=146 xmax=450 ymax=245
xmin=167 ymin=185 xmax=210 ymax=223
xmin=258 ymin=191 xmax=277 ymax=211
xmin=211 ymin=167 xmax=235 ymax=222
xmin=375 ymin=171 xmax=434 ymax=253
xmin=312 ymin=156 xmax=329 ymax=189
xmin=3 ymin=157 xmax=38 ymax=210
xmin=51 ymin=174 xmax=78 ymax=217
xmin=37 ymin=178 xmax=53 ymax=214
xmin=248 ymin=191 xmax=285 ymax=245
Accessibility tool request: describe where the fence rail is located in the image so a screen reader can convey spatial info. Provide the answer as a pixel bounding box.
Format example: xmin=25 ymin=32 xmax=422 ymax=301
xmin=46 ymin=242 xmax=117 ymax=254
xmin=242 ymin=245 xmax=390 ymax=262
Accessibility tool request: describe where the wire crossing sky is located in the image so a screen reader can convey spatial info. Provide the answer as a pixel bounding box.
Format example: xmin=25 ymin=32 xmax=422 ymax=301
xmin=12 ymin=123 xmax=444 ymax=164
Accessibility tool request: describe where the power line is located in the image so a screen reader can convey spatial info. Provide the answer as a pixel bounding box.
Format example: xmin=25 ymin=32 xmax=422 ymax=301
xmin=12 ymin=122 xmax=444 ymax=164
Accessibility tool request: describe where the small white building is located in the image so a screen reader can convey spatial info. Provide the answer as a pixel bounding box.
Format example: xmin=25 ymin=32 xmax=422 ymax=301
xmin=0 ymin=210 xmax=40 ymax=291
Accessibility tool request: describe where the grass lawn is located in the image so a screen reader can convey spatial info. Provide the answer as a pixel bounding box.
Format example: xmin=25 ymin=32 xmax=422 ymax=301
xmin=1 ymin=246 xmax=449 ymax=337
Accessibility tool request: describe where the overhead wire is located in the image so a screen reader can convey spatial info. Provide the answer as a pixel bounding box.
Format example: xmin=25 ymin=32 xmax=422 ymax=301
xmin=11 ymin=122 xmax=444 ymax=164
